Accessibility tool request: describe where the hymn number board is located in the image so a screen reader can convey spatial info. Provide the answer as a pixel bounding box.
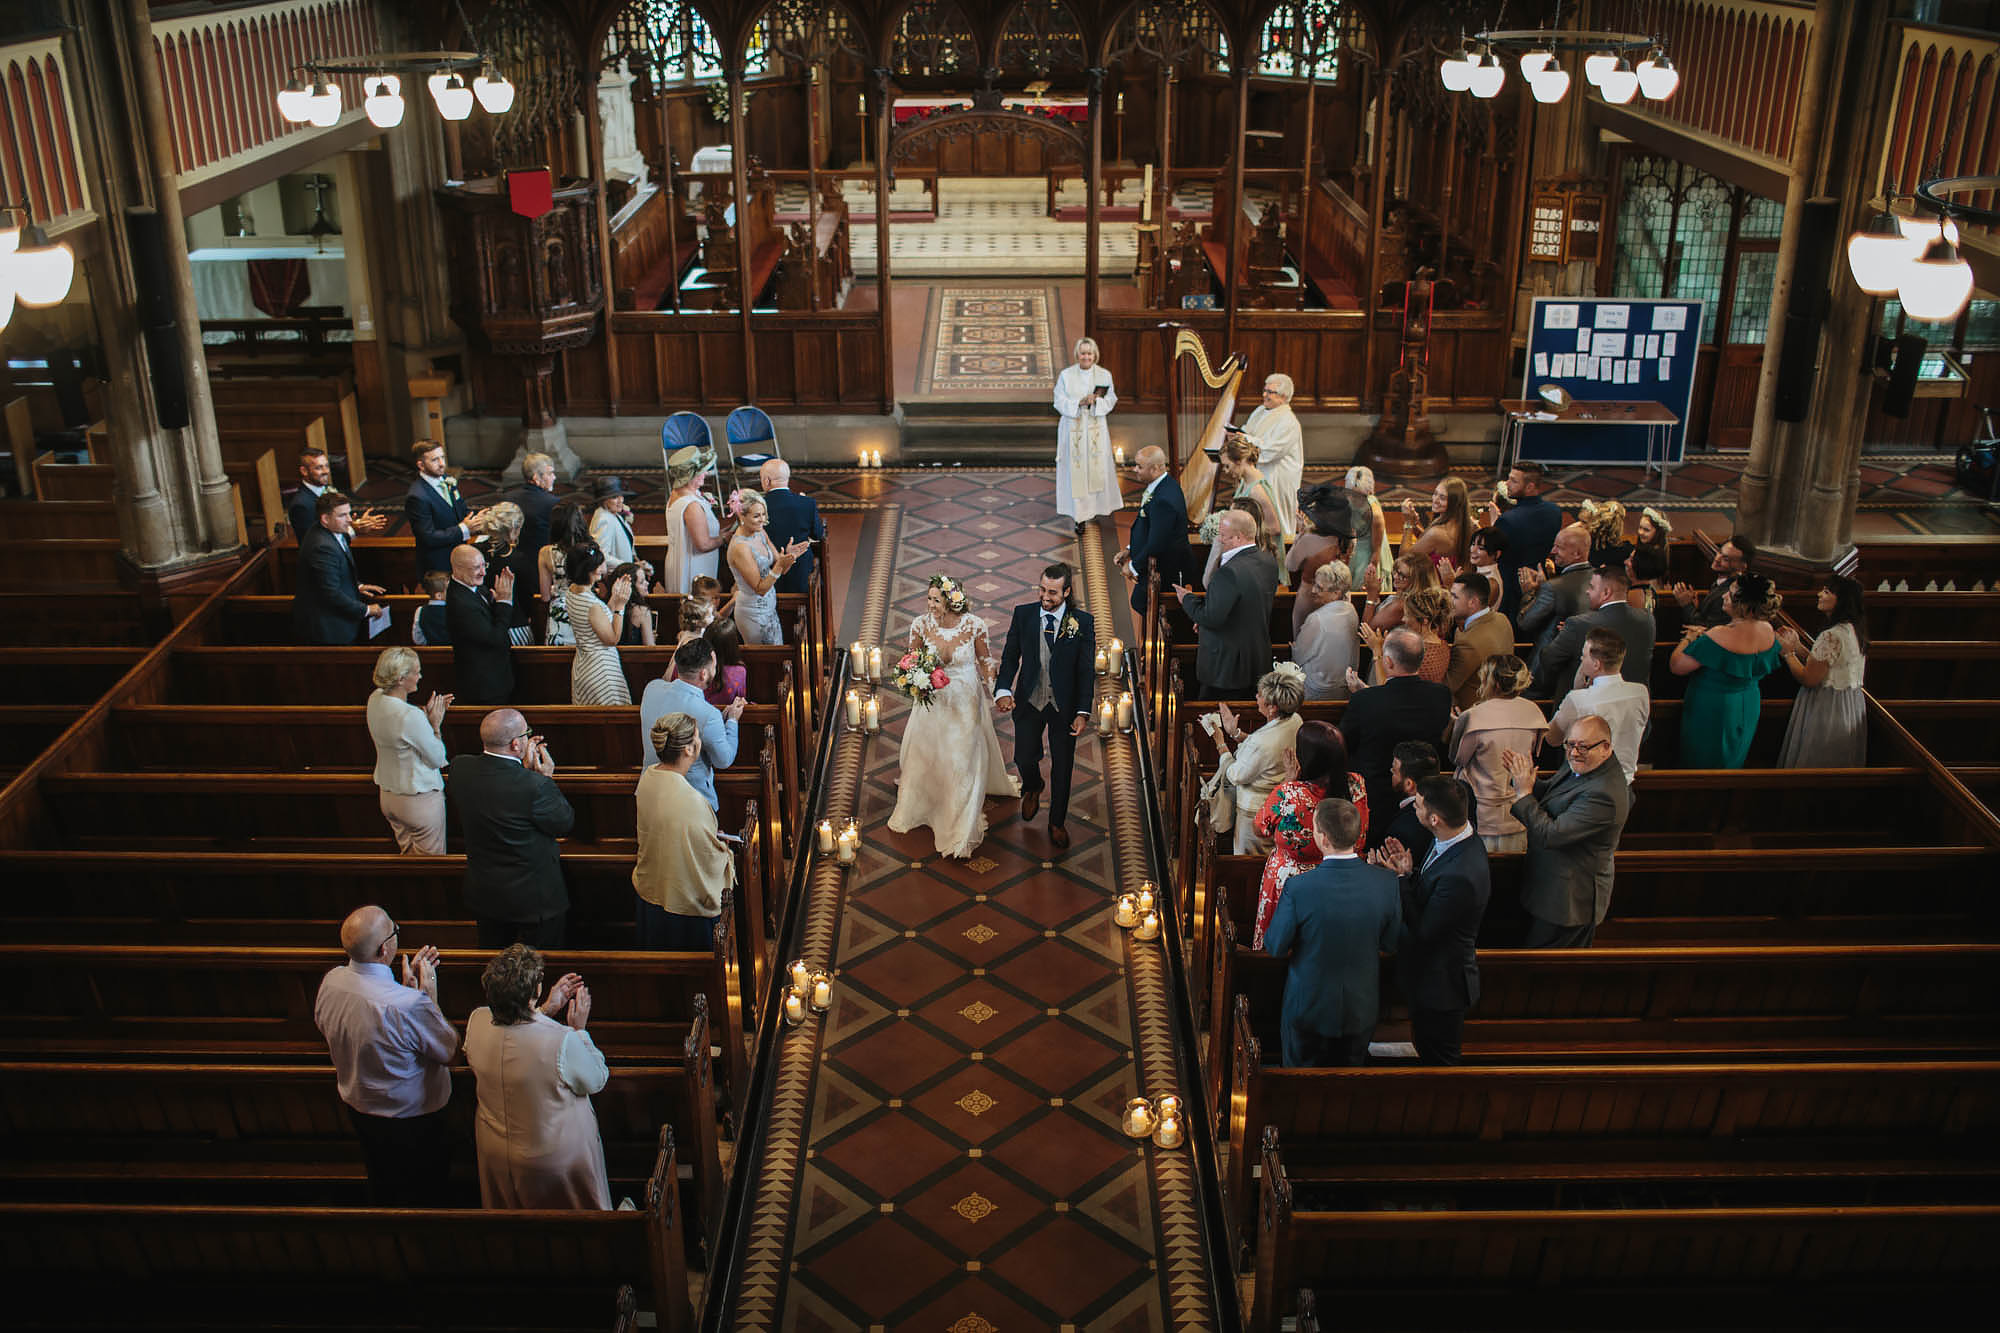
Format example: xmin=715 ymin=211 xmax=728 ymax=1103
xmin=1530 ymin=192 xmax=1608 ymax=265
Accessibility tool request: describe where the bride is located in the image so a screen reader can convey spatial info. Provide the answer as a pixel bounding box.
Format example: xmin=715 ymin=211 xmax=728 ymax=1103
xmin=887 ymin=575 xmax=1020 ymax=858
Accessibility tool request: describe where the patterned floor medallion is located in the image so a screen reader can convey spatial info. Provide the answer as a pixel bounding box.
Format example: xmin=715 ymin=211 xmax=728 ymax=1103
xmin=724 ymin=469 xmax=1219 ymax=1329
xmin=920 ymin=287 xmax=1062 ymax=394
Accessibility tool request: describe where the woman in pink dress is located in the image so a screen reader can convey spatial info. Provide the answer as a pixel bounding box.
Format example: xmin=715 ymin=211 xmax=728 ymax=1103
xmin=1251 ymin=721 xmax=1369 ymax=948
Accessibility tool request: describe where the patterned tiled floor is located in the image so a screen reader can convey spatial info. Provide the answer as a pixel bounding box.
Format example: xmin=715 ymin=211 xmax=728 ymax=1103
xmin=721 ymin=470 xmax=1220 ymax=1329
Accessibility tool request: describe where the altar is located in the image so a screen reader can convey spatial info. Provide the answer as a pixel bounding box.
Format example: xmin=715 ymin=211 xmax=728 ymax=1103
xmin=891 ymin=95 xmax=1090 ymax=123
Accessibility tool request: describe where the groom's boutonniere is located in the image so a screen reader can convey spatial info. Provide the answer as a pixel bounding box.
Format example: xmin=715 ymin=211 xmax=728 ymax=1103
xmin=1058 ymin=615 xmax=1081 ymax=639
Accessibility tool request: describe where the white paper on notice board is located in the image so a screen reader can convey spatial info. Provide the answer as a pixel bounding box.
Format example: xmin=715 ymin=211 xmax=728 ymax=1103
xmin=1652 ymin=306 xmax=1687 ymax=330
xmin=1556 ymin=353 xmax=1574 ymax=377
xmin=1627 ymin=360 xmax=1641 ymax=382
xmin=1663 ymin=331 xmax=1678 ymax=356
xmin=1534 ymin=352 xmax=1549 ymax=377
xmin=1597 ymin=305 xmax=1630 ymax=329
xmin=1638 ymin=334 xmax=1655 ymax=359
xmin=1546 ymin=305 xmax=1580 ymax=329
xmin=1576 ymin=329 xmax=1592 ymax=353
xmin=1585 ymin=357 xmax=1600 ymax=380
xmin=1592 ymin=332 xmax=1627 ymax=359
xmin=1613 ymin=361 xmax=1628 ymax=384
xmin=1660 ymin=358 xmax=1671 ymax=380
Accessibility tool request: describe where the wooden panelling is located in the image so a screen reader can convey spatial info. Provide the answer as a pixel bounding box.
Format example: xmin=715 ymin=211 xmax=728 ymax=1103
xmin=604 ymin=311 xmax=883 ymax=412
xmin=1878 ymin=27 xmax=2000 ymax=248
xmin=1635 ymin=2 xmax=1815 ymax=165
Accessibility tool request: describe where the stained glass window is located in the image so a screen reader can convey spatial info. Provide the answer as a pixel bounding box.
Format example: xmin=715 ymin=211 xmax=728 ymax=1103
xmin=1258 ymin=1 xmax=1343 ymax=80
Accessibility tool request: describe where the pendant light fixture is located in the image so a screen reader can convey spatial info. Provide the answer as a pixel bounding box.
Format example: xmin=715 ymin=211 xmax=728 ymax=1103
xmin=1467 ymin=47 xmax=1506 ymax=99
xmin=1599 ymin=56 xmax=1640 ymax=104
xmin=433 ymin=73 xmax=475 ymax=121
xmin=1846 ymin=176 xmax=1995 ymax=323
xmin=472 ymin=64 xmax=516 ymax=115
xmin=1440 ymin=40 xmax=1476 ymax=91
xmin=1519 ymin=46 xmax=1553 ymax=78
xmin=7 ymin=213 xmax=77 ymax=308
xmin=278 ymin=0 xmax=511 ymax=137
xmin=364 ymin=76 xmax=405 ymax=128
xmin=1529 ymin=58 xmax=1571 ymax=103
xmin=1637 ymin=48 xmax=1680 ymax=100
xmin=1845 ymin=210 xmax=1920 ymax=295
xmin=1440 ymin=10 xmax=1678 ymax=109
xmin=1898 ymin=224 xmax=1975 ymax=322
xmin=1584 ymin=49 xmax=1618 ymax=86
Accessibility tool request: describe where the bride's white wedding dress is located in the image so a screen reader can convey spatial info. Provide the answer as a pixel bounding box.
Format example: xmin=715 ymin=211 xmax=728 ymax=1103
xmin=887 ymin=611 xmax=1020 ymax=857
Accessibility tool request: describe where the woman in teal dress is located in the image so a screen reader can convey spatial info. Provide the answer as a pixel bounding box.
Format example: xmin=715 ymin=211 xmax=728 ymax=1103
xmin=1669 ymin=573 xmax=1783 ymax=768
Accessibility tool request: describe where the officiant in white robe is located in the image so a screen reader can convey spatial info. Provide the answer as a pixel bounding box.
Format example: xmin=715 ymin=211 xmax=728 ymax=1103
xmin=1233 ymin=371 xmax=1303 ymax=541
xmin=1054 ymin=338 xmax=1120 ymax=526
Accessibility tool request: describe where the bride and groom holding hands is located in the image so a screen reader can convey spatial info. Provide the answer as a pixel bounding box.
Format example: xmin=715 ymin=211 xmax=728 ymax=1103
xmin=887 ymin=562 xmax=1097 ymax=858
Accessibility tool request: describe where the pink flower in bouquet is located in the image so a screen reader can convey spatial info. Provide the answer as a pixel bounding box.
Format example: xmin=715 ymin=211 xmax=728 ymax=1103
xmin=929 ymin=668 xmax=949 ymax=690
xmin=899 ymin=654 xmax=916 ymax=670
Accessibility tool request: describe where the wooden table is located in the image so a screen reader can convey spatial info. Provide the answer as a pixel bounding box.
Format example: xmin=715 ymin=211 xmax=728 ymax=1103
xmin=1498 ymin=398 xmax=1682 ymax=488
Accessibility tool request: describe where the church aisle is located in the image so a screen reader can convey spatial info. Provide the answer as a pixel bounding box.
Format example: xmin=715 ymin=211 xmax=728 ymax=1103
xmin=723 ymin=468 xmax=1225 ymax=1330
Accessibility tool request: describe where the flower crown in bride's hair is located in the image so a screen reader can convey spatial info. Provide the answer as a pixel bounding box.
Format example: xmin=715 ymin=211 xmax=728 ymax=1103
xmin=928 ymin=574 xmax=970 ymax=614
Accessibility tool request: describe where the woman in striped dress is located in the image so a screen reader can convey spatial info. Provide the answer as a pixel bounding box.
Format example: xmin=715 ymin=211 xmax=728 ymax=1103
xmin=564 ymin=543 xmax=632 ymax=706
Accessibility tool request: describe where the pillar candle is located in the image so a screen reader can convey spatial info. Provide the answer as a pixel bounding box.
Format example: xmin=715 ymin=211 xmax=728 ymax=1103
xmin=1098 ymin=699 xmax=1115 ymax=735
xmin=858 ymin=448 xmax=870 ymax=468
xmin=837 ymin=830 xmax=857 ymax=865
xmin=849 ymin=640 xmax=864 ymax=669
xmin=1122 ymin=1096 xmax=1156 ymax=1137
xmin=811 ymin=975 xmax=832 ymax=1010
xmin=1141 ymin=164 xmax=1153 ymax=221
xmin=783 ymin=990 xmax=806 ymax=1024
xmin=844 ymin=690 xmax=862 ymax=727
xmin=818 ymin=820 xmax=835 ymax=854
xmin=1115 ymin=444 xmax=1126 ymax=466
xmin=788 ymin=959 xmax=809 ymax=992
xmin=1094 ymin=648 xmax=1109 ymax=675
xmin=1107 ymin=639 xmax=1124 ymax=674
xmin=868 ymin=647 xmax=882 ymax=681
xmin=1113 ymin=894 xmax=1139 ymax=928
xmin=1116 ymin=692 xmax=1134 ymax=732
xmin=1152 ymin=1112 xmax=1184 ymax=1149
xmin=1136 ymin=885 xmax=1155 ymax=915
xmin=1135 ymin=911 xmax=1161 ymax=941
xmin=863 ymin=697 xmax=880 ymax=732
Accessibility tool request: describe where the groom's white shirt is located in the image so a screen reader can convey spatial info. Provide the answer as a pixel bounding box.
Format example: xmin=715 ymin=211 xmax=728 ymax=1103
xmin=994 ymin=600 xmax=1067 ymax=702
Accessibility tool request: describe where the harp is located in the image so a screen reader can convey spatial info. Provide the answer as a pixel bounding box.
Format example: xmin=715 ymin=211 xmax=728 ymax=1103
xmin=1163 ymin=325 xmax=1245 ymax=527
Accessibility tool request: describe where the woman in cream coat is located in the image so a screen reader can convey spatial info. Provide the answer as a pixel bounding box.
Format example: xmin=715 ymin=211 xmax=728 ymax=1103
xmin=1210 ymin=664 xmax=1308 ymax=855
xmin=366 ymin=647 xmax=450 ymax=854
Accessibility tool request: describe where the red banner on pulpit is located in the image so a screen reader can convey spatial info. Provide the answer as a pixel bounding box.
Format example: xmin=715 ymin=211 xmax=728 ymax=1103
xmin=506 ymin=168 xmax=554 ymax=220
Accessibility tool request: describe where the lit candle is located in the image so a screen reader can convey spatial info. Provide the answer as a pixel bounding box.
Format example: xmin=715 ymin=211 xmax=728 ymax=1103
xmin=788 ymin=959 xmax=810 ymax=992
xmin=1141 ymin=164 xmax=1153 ymax=222
xmin=837 ymin=829 xmax=857 ymax=865
xmin=1107 ymin=638 xmax=1125 ymax=674
xmin=1098 ymin=699 xmax=1115 ymax=735
xmin=1115 ymin=444 xmax=1126 ymax=466
xmin=810 ymin=973 xmax=832 ymax=1011
xmin=1122 ymin=1096 xmax=1156 ymax=1137
xmin=1135 ymin=910 xmax=1161 ymax=941
xmin=1136 ymin=884 xmax=1155 ymax=915
xmin=1156 ymin=1094 xmax=1182 ymax=1122
xmin=868 ymin=647 xmax=882 ymax=681
xmin=1094 ymin=648 xmax=1109 ymax=675
xmin=871 ymin=449 xmax=884 ymax=468
xmin=1113 ymin=894 xmax=1139 ymax=928
xmin=1116 ymin=691 xmax=1134 ymax=732
xmin=1152 ymin=1111 xmax=1184 ymax=1149
xmin=863 ymin=697 xmax=880 ymax=733
xmin=784 ymin=990 xmax=806 ymax=1025
xmin=845 ymin=689 xmax=862 ymax=727
xmin=818 ymin=819 xmax=835 ymax=853
xmin=850 ymin=639 xmax=864 ymax=668
xmin=858 ymin=448 xmax=870 ymax=468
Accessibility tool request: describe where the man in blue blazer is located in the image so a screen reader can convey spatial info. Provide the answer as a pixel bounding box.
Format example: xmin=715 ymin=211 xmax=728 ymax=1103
xmin=1374 ymin=775 xmax=1492 ymax=1065
xmin=1116 ymin=446 xmax=1190 ymax=614
xmin=293 ymin=491 xmax=387 ymax=645
xmin=995 ymin=562 xmax=1096 ymax=850
xmin=760 ymin=459 xmax=825 ymax=596
xmin=405 ymin=441 xmax=487 ymax=580
xmin=1262 ymin=799 xmax=1402 ymax=1067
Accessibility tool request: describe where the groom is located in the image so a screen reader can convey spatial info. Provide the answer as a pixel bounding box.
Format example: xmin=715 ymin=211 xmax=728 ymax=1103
xmin=996 ymin=562 xmax=1096 ymax=850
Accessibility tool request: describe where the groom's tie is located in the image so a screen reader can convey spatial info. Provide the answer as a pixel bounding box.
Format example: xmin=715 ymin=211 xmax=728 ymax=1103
xmin=1042 ymin=611 xmax=1057 ymax=649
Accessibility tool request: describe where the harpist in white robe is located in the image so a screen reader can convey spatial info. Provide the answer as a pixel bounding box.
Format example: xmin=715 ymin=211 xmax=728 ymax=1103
xmin=1054 ymin=339 xmax=1120 ymax=524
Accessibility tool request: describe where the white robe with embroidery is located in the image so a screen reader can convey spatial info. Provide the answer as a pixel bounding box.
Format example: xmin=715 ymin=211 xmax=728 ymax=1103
xmin=1239 ymin=403 xmax=1302 ymax=541
xmin=1054 ymin=364 xmax=1120 ymax=523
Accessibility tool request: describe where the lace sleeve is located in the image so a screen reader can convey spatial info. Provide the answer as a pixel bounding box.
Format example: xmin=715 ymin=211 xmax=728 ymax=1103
xmin=906 ymin=614 xmax=927 ymax=657
xmin=975 ymin=620 xmax=998 ymax=684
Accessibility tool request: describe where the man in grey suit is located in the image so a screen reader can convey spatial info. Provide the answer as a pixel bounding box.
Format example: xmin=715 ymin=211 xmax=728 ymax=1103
xmin=1261 ymin=799 xmax=1401 ymax=1067
xmin=1532 ymin=563 xmax=1658 ymax=697
xmin=1500 ymin=714 xmax=1631 ymax=948
xmin=1517 ymin=523 xmax=1593 ymax=670
xmin=1173 ymin=508 xmax=1280 ymax=698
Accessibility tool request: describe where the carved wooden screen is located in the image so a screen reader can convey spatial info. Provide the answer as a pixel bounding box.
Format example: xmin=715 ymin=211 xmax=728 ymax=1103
xmin=892 ymin=0 xmax=978 ymax=77
xmin=997 ymin=0 xmax=1087 ymax=76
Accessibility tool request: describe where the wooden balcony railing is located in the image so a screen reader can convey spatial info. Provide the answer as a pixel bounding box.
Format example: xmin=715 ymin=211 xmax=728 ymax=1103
xmin=0 ymin=31 xmax=92 ymax=231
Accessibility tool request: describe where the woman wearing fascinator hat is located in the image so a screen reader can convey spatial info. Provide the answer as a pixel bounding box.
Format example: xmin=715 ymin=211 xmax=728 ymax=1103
xmin=1670 ymin=571 xmax=1783 ymax=769
xmin=661 ymin=446 xmax=736 ymax=596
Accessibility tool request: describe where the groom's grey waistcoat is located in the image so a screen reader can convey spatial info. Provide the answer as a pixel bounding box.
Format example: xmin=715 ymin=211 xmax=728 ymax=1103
xmin=1030 ymin=621 xmax=1055 ymax=709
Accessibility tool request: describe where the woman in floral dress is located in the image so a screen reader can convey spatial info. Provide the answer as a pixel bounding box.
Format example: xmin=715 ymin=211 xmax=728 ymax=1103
xmin=1251 ymin=721 xmax=1369 ymax=949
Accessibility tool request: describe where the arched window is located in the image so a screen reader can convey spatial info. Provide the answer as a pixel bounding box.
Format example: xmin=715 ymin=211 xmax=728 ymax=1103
xmin=608 ymin=2 xmax=766 ymax=82
xmin=1258 ymin=1 xmax=1345 ymax=81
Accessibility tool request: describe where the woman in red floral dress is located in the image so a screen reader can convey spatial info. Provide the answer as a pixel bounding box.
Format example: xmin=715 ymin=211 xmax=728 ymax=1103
xmin=1251 ymin=721 xmax=1368 ymax=948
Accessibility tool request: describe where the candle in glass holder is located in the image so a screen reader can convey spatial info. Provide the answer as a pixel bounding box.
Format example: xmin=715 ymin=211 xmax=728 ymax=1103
xmin=837 ymin=829 xmax=857 ymax=865
xmin=788 ymin=958 xmax=810 ymax=992
xmin=1094 ymin=647 xmax=1109 ymax=675
xmin=783 ymin=989 xmax=806 ymax=1024
xmin=809 ymin=972 xmax=832 ymax=1011
xmin=863 ymin=697 xmax=880 ymax=733
xmin=1155 ymin=1094 xmax=1183 ymax=1122
xmin=1116 ymin=692 xmax=1134 ymax=732
xmin=844 ymin=689 xmax=862 ymax=727
xmin=818 ymin=819 xmax=835 ymax=853
xmin=1098 ymin=699 xmax=1115 ymax=735
xmin=850 ymin=640 xmax=864 ymax=668
xmin=1135 ymin=910 xmax=1161 ymax=941
xmin=1136 ymin=883 xmax=1155 ymax=915
xmin=1107 ymin=638 xmax=1125 ymax=673
xmin=868 ymin=646 xmax=882 ymax=681
xmin=1152 ymin=1111 xmax=1184 ymax=1148
xmin=1113 ymin=894 xmax=1139 ymax=928
xmin=871 ymin=449 xmax=884 ymax=468
xmin=1121 ymin=1096 xmax=1157 ymax=1137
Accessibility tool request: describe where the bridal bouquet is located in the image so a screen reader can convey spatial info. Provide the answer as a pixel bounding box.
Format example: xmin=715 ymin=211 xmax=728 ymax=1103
xmin=894 ymin=644 xmax=951 ymax=707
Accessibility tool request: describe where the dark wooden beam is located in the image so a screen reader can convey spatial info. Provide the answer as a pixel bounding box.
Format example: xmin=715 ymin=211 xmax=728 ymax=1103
xmin=1585 ymin=101 xmax=1790 ymax=202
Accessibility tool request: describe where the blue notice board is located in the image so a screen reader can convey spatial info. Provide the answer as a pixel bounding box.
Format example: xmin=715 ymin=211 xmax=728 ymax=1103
xmin=1518 ymin=298 xmax=1705 ymax=466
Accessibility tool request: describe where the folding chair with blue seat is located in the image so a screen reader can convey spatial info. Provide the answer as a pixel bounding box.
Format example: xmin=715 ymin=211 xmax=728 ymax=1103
xmin=724 ymin=405 xmax=781 ymax=495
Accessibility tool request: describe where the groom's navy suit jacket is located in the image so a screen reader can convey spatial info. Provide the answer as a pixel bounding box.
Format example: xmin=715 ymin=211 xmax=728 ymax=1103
xmin=997 ymin=602 xmax=1096 ymax=720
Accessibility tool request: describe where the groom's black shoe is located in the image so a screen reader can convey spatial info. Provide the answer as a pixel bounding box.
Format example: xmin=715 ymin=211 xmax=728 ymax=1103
xmin=1020 ymin=788 xmax=1042 ymax=822
xmin=1049 ymin=824 xmax=1071 ymax=850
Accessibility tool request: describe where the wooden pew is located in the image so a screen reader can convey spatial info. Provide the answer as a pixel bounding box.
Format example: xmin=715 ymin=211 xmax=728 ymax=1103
xmin=0 ymin=706 xmax=84 ymax=768
xmin=1788 ymin=589 xmax=2000 ymax=641
xmin=1873 ymin=700 xmax=2000 ymax=765
xmin=1864 ymin=640 xmax=2000 ymax=698
xmin=0 ymin=647 xmax=147 ymax=699
xmin=211 ymin=371 xmax=364 ymax=486
xmin=1249 ymin=1130 xmax=2000 ymax=1333
xmin=0 ymin=944 xmax=748 ymax=1125
xmin=27 ymin=460 xmax=111 ymax=501
xmin=0 ymin=1044 xmax=723 ymax=1258
xmin=0 ymin=538 xmax=123 ymax=587
xmin=0 ymin=1129 xmax=693 ymax=1332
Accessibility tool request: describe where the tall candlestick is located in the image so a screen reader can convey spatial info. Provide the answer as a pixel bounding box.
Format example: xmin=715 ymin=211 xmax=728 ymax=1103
xmin=1098 ymin=699 xmax=1115 ymax=735
xmin=863 ymin=696 xmax=880 ymax=733
xmin=868 ymin=647 xmax=882 ymax=681
xmin=1141 ymin=163 xmax=1153 ymax=222
xmin=818 ymin=819 xmax=835 ymax=853
xmin=1107 ymin=639 xmax=1125 ymax=674
xmin=844 ymin=689 xmax=862 ymax=728
xmin=1116 ymin=691 xmax=1134 ymax=732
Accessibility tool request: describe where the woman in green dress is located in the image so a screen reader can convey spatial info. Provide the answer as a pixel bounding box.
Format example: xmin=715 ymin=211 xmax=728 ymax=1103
xmin=1669 ymin=572 xmax=1783 ymax=768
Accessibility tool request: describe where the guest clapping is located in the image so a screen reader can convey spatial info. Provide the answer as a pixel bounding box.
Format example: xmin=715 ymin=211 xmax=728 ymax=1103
xmin=1293 ymin=561 xmax=1359 ymax=700
xmin=1502 ymin=714 xmax=1631 ymax=948
xmin=1670 ymin=572 xmax=1782 ymax=769
xmin=367 ymin=647 xmax=451 ymax=855
xmin=565 ymin=543 xmax=633 ymax=706
xmin=1447 ymin=654 xmax=1544 ymax=853
xmin=1775 ymin=575 xmax=1869 ymax=768
xmin=634 ymin=713 xmax=737 ymax=951
xmin=1212 ymin=664 xmax=1307 ymax=855
xmin=1251 ymin=720 xmax=1368 ymax=947
xmin=728 ymin=491 xmax=808 ymax=646
xmin=639 ymin=638 xmax=743 ymax=810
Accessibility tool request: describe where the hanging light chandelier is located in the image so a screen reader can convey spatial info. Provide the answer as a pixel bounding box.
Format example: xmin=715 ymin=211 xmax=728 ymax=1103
xmin=277 ymin=50 xmax=512 ymax=130
xmin=1438 ymin=4 xmax=1678 ymax=107
xmin=1845 ymin=176 xmax=1991 ymax=323
xmin=0 ymin=204 xmax=79 ymax=333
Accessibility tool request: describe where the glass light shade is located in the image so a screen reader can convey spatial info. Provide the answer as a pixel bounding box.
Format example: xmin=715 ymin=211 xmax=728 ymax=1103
xmin=433 ymin=74 xmax=474 ymax=121
xmin=1467 ymin=51 xmax=1506 ymax=99
xmin=13 ymin=227 xmax=75 ymax=307
xmin=1900 ymin=212 xmax=1960 ymax=248
xmin=371 ymin=73 xmax=400 ymax=97
xmin=304 ymin=80 xmax=342 ymax=127
xmin=364 ymin=81 xmax=404 ymax=128
xmin=276 ymin=79 xmax=311 ymax=123
xmin=1898 ymin=236 xmax=1975 ymax=322
xmin=1519 ymin=48 xmax=1553 ymax=77
xmin=0 ymin=221 xmax=18 ymax=255
xmin=1637 ymin=51 xmax=1680 ymax=100
xmin=473 ymin=70 xmax=515 ymax=114
xmin=1599 ymin=58 xmax=1639 ymax=104
xmin=1846 ymin=213 xmax=1921 ymax=295
xmin=1584 ymin=50 xmax=1617 ymax=86
xmin=1529 ymin=63 xmax=1571 ymax=103
xmin=428 ymin=71 xmax=455 ymax=103
xmin=1440 ymin=51 xmax=1474 ymax=91
xmin=0 ymin=281 xmax=12 ymax=331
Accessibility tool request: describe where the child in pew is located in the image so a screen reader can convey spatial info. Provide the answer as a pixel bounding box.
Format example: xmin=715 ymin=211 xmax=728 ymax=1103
xmin=411 ymin=571 xmax=451 ymax=647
